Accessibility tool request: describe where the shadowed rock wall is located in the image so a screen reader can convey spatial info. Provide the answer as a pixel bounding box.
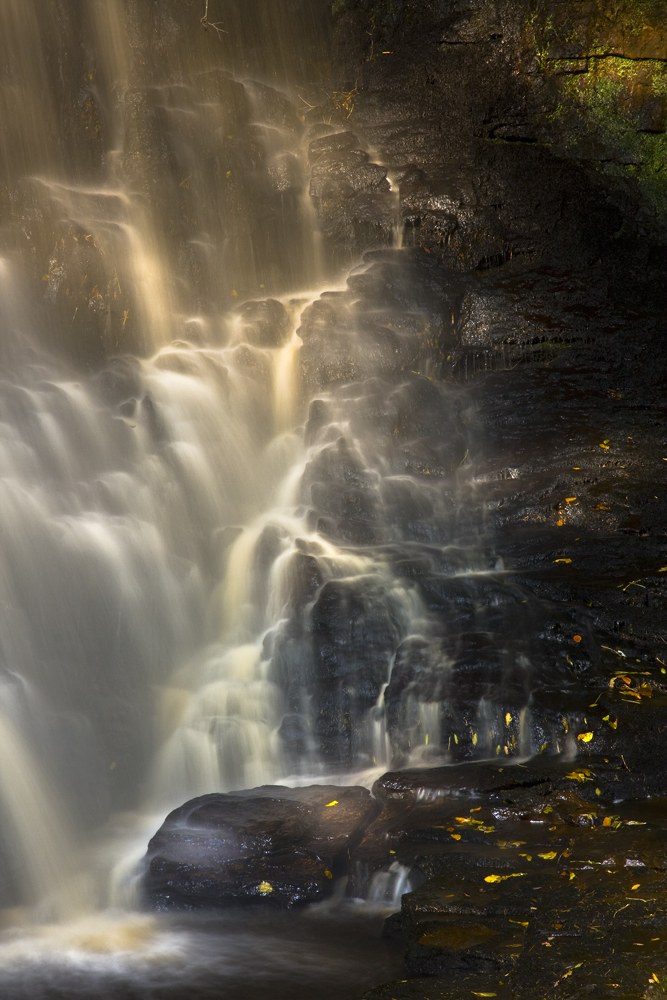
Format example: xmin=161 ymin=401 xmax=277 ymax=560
xmin=327 ymin=0 xmax=665 ymax=269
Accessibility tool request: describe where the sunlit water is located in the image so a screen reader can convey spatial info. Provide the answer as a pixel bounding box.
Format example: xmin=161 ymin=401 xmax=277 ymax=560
xmin=0 ymin=1 xmax=549 ymax=995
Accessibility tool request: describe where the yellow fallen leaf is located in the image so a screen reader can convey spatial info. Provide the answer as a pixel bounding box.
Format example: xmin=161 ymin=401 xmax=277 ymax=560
xmin=484 ymin=873 xmax=527 ymax=883
xmin=659 ymin=568 xmax=667 ymax=573
xmin=599 ymin=443 xmax=610 ymax=449
xmin=258 ymin=881 xmax=273 ymax=894
xmin=569 ymin=872 xmax=576 ymax=880
xmin=455 ymin=816 xmax=470 ymax=824
xmin=451 ymin=833 xmax=461 ymax=841
xmin=566 ymin=769 xmax=593 ymax=782
xmin=505 ymin=712 xmax=512 ymax=726
xmin=565 ymin=497 xmax=577 ymax=503
xmin=325 ymin=870 xmax=333 ymax=879
xmin=554 ymin=558 xmax=572 ymax=563
xmin=473 ymin=994 xmax=497 ymax=997
xmin=578 ymin=732 xmax=593 ymax=742
xmin=538 ymin=851 xmax=557 ymax=860
xmin=509 ymin=919 xmax=529 ymax=927
xmin=325 ymin=800 xmax=338 ymax=807
xmin=631 ymin=883 xmax=640 ymax=890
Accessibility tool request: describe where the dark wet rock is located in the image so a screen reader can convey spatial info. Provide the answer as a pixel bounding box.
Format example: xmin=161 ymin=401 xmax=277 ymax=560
xmin=358 ymin=758 xmax=667 ymax=999
xmin=308 ymin=130 xmax=359 ymax=162
xmin=246 ymin=81 xmax=303 ymax=137
xmin=405 ymin=915 xmax=525 ymax=977
xmin=361 ymin=975 xmax=513 ymax=1000
xmin=333 ymin=0 xmax=666 ymax=271
xmin=143 ymin=784 xmax=377 ymax=909
xmin=234 ymin=298 xmax=290 ymax=348
xmin=267 ymin=151 xmax=302 ymax=193
xmin=348 ymin=755 xmax=666 ymax=899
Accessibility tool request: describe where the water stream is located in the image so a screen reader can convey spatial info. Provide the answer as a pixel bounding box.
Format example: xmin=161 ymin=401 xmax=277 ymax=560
xmin=0 ymin=2 xmax=548 ymax=995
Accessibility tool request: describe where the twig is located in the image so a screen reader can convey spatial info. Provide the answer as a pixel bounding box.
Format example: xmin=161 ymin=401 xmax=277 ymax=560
xmin=201 ymin=0 xmax=227 ymax=36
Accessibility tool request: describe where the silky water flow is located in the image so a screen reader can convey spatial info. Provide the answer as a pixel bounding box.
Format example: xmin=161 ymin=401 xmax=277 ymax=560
xmin=0 ymin=2 xmax=564 ymax=997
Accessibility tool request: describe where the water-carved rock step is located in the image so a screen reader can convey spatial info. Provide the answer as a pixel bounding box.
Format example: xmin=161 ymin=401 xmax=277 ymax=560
xmin=357 ymin=758 xmax=667 ymax=999
xmin=143 ymin=756 xmax=667 ymax=995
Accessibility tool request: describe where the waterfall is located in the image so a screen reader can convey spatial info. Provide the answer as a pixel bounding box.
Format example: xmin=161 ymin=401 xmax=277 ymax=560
xmin=0 ymin=1 xmax=547 ymax=942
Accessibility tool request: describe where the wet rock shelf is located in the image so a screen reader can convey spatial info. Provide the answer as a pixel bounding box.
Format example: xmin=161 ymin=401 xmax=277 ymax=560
xmin=144 ymin=754 xmax=667 ymax=997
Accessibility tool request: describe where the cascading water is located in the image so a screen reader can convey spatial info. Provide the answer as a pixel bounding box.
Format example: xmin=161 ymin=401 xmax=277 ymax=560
xmin=0 ymin=2 xmax=570 ymax=996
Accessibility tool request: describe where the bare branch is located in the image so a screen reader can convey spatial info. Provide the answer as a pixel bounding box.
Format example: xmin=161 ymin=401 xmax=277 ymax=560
xmin=201 ymin=0 xmax=228 ymax=37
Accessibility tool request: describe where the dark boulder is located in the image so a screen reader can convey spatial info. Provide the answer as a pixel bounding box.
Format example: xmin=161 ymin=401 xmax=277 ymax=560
xmin=234 ymin=298 xmax=290 ymax=348
xmin=143 ymin=783 xmax=377 ymax=910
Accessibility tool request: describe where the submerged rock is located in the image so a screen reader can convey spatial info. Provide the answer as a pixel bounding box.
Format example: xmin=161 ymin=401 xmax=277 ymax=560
xmin=143 ymin=783 xmax=377 ymax=909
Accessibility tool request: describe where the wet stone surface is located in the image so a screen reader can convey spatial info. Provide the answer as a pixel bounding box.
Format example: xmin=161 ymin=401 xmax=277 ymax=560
xmin=143 ymin=784 xmax=376 ymax=909
xmin=358 ymin=757 xmax=667 ymax=999
xmin=143 ymin=757 xmax=667 ymax=996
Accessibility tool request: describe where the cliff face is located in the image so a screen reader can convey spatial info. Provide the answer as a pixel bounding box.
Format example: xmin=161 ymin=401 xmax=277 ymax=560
xmin=281 ymin=0 xmax=667 ymax=778
xmin=328 ymin=0 xmax=666 ymax=271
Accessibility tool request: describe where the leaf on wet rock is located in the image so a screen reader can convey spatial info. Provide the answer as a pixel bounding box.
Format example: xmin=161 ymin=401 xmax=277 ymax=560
xmin=484 ymin=872 xmax=527 ymax=883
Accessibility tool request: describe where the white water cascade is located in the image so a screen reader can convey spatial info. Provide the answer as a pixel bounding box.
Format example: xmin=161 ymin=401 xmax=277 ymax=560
xmin=0 ymin=11 xmax=551 ymax=992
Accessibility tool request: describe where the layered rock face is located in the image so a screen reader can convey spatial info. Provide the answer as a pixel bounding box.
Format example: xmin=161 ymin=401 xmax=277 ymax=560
xmin=259 ymin=0 xmax=666 ymax=770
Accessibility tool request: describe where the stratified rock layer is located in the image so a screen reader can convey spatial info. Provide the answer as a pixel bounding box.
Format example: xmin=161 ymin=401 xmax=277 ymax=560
xmin=357 ymin=757 xmax=667 ymax=999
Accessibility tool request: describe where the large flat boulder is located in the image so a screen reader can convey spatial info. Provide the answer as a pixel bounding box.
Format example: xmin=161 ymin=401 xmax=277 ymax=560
xmin=143 ymin=783 xmax=377 ymax=909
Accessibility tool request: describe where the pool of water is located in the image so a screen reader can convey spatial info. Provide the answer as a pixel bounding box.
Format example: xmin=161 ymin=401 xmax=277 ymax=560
xmin=0 ymin=903 xmax=403 ymax=1000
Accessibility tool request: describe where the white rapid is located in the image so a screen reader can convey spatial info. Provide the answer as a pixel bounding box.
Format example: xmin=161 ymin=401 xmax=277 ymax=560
xmin=0 ymin=2 xmax=543 ymax=971
xmin=0 ymin=264 xmax=433 ymax=923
